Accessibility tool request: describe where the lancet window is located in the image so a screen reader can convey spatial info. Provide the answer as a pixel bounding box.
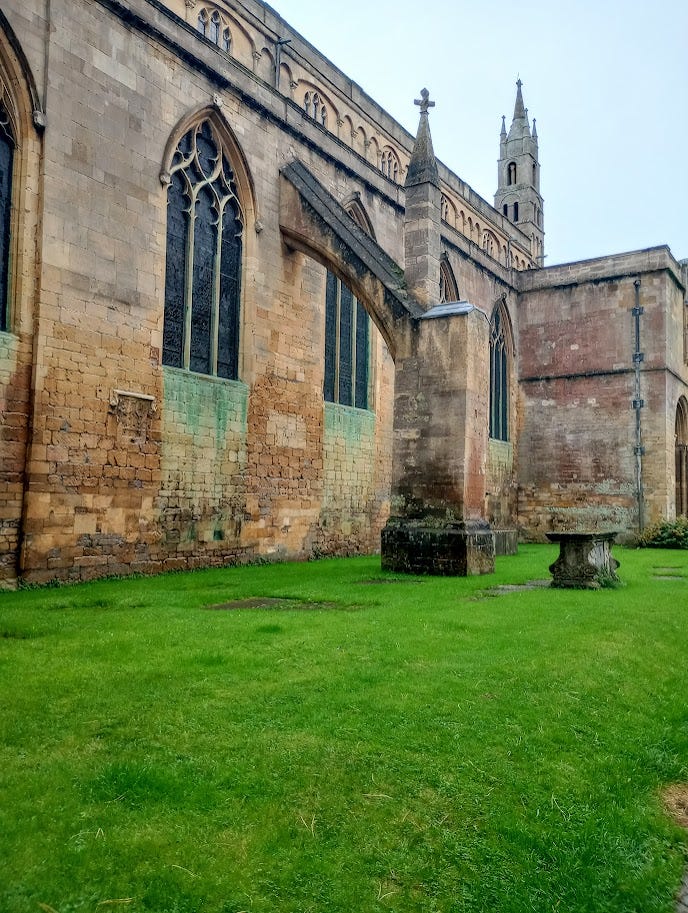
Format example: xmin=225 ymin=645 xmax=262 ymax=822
xmin=676 ymin=397 xmax=688 ymax=517
xmin=489 ymin=302 xmax=511 ymax=441
xmin=380 ymin=148 xmax=400 ymax=182
xmin=508 ymin=161 xmax=516 ymax=185
xmin=324 ymin=272 xmax=369 ymax=409
xmin=196 ymin=8 xmax=231 ymax=52
xmin=439 ymin=260 xmax=459 ymax=304
xmin=0 ymin=97 xmax=14 ymax=332
xmin=303 ymin=92 xmax=327 ymax=127
xmin=163 ymin=120 xmax=243 ymax=379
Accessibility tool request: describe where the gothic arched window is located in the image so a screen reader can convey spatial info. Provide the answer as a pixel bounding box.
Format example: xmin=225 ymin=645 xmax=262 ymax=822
xmin=489 ymin=302 xmax=511 ymax=441
xmin=676 ymin=397 xmax=688 ymax=517
xmin=197 ymin=8 xmax=231 ymax=52
xmin=439 ymin=259 xmax=459 ymax=303
xmin=304 ymin=91 xmax=328 ymax=128
xmin=0 ymin=98 xmax=14 ymax=332
xmin=380 ymin=148 xmax=400 ymax=183
xmin=323 ymin=206 xmax=373 ymax=410
xmin=163 ymin=120 xmax=243 ymax=379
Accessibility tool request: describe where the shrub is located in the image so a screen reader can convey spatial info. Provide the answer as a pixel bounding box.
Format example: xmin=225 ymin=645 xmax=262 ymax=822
xmin=637 ymin=517 xmax=688 ymax=549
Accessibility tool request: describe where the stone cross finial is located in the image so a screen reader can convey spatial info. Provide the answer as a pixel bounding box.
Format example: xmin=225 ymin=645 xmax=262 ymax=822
xmin=414 ymin=88 xmax=435 ymax=114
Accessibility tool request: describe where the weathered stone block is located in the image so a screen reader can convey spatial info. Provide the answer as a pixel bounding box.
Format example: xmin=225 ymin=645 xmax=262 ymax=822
xmin=381 ymin=518 xmax=495 ymax=576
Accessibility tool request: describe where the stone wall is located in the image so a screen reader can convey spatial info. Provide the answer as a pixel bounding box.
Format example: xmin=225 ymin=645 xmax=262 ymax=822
xmin=516 ymin=250 xmax=688 ymax=540
xmin=3 ymin=0 xmax=406 ymax=582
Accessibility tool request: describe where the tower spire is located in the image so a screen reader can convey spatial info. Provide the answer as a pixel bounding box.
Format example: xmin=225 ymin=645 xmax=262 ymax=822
xmin=494 ymin=79 xmax=544 ymax=266
xmin=513 ymin=78 xmax=525 ymax=120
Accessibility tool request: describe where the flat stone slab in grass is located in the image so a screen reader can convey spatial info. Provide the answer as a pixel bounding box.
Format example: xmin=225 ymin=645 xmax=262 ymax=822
xmin=485 ymin=580 xmax=550 ymax=595
xmin=356 ymin=577 xmax=425 ymax=585
xmin=204 ymin=598 xmax=352 ymax=611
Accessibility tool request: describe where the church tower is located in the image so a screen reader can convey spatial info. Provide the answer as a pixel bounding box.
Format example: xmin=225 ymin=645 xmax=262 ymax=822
xmin=494 ymin=80 xmax=544 ymax=266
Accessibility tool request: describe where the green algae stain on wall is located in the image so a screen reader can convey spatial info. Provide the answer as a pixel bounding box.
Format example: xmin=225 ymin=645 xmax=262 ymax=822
xmin=162 ymin=367 xmax=248 ymax=451
xmin=323 ymin=403 xmax=377 ymax=510
xmin=324 ymin=402 xmax=375 ymax=446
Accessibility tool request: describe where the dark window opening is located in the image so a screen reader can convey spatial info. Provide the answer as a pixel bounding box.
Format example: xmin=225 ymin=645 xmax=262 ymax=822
xmin=677 ymin=398 xmax=688 ymax=517
xmin=513 ymin=202 xmax=519 ymax=222
xmin=508 ymin=161 xmax=516 ymax=185
xmin=163 ymin=120 xmax=243 ymax=379
xmin=502 ymin=204 xmax=507 ymax=217
xmin=0 ymin=101 xmax=15 ymax=332
xmin=324 ymin=271 xmax=369 ymax=410
xmin=489 ymin=304 xmax=510 ymax=441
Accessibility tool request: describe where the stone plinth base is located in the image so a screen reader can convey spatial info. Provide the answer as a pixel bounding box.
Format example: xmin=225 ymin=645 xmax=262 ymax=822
xmin=546 ymin=531 xmax=619 ymax=588
xmin=381 ymin=519 xmax=495 ymax=576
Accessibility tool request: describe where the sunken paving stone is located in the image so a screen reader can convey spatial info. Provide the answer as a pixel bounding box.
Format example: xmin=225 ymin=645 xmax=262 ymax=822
xmin=203 ymin=597 xmax=357 ymax=611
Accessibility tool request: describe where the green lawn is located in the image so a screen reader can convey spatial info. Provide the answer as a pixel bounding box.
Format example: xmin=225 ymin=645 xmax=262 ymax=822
xmin=1 ymin=545 xmax=687 ymax=913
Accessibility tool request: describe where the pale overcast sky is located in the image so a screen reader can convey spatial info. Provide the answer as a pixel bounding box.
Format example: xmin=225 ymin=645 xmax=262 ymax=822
xmin=271 ymin=0 xmax=687 ymax=267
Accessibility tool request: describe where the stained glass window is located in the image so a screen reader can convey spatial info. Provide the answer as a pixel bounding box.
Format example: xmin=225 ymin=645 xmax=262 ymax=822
xmin=489 ymin=303 xmax=510 ymax=441
xmin=0 ymin=99 xmax=14 ymax=332
xmin=163 ymin=120 xmax=242 ymax=379
xmin=324 ymin=271 xmax=369 ymax=410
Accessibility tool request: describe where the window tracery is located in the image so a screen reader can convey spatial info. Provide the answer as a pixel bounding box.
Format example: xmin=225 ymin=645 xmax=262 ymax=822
xmin=163 ymin=119 xmax=243 ymax=379
xmin=303 ymin=91 xmax=328 ymax=127
xmin=676 ymin=397 xmax=688 ymax=517
xmin=380 ymin=147 xmax=400 ymax=183
xmin=482 ymin=231 xmax=497 ymax=257
xmin=439 ymin=259 xmax=459 ymax=303
xmin=323 ymin=205 xmax=373 ymax=410
xmin=0 ymin=97 xmax=14 ymax=332
xmin=489 ymin=301 xmax=511 ymax=441
xmin=196 ymin=7 xmax=231 ymax=52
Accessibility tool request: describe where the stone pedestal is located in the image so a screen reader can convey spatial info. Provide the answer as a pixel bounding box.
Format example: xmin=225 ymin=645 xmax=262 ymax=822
xmin=382 ymin=519 xmax=494 ymax=576
xmin=546 ymin=532 xmax=619 ymax=588
xmin=380 ymin=302 xmax=495 ymax=577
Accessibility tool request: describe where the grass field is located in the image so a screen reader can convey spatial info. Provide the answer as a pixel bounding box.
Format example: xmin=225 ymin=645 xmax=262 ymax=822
xmin=1 ymin=544 xmax=687 ymax=913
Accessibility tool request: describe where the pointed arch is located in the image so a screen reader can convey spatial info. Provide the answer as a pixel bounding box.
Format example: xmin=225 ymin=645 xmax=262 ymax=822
xmin=340 ymin=192 xmax=376 ymax=240
xmin=380 ymin=146 xmax=400 ymax=183
xmin=0 ymin=85 xmax=15 ymax=332
xmin=323 ymin=197 xmax=377 ymax=410
xmin=439 ymin=257 xmax=459 ymax=303
xmin=482 ymin=230 xmax=498 ymax=257
xmin=298 ymin=82 xmax=338 ymax=129
xmin=0 ymin=15 xmax=43 ymax=333
xmin=196 ymin=6 xmax=232 ymax=52
xmin=354 ymin=124 xmax=367 ymax=158
xmin=161 ymin=111 xmax=255 ymax=380
xmin=441 ymin=194 xmax=457 ymax=228
xmin=340 ymin=114 xmax=354 ymax=146
xmin=676 ymin=396 xmax=688 ymax=517
xmin=279 ymin=62 xmax=295 ymax=97
xmin=0 ymin=10 xmax=43 ymax=132
xmin=367 ymin=135 xmax=380 ymax=166
xmin=489 ymin=298 xmax=514 ymax=442
xmin=160 ymin=105 xmax=257 ymax=225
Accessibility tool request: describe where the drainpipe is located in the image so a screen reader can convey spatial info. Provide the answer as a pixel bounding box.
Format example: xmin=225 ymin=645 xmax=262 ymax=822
xmin=632 ymin=279 xmax=645 ymax=534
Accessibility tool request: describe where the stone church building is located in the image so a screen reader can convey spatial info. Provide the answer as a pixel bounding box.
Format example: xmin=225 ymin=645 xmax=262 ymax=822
xmin=1 ymin=0 xmax=686 ymax=584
